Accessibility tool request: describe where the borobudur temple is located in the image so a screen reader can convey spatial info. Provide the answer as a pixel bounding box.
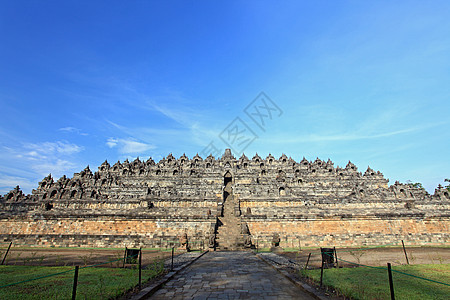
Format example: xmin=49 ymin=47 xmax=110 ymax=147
xmin=1 ymin=149 xmax=449 ymax=250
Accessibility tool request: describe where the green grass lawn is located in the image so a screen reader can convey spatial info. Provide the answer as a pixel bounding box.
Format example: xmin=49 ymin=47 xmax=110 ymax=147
xmin=0 ymin=262 xmax=164 ymax=300
xmin=300 ymin=264 xmax=450 ymax=299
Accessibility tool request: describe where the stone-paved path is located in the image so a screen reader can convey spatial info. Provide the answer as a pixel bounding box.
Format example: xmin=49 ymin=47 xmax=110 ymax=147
xmin=149 ymin=251 xmax=315 ymax=299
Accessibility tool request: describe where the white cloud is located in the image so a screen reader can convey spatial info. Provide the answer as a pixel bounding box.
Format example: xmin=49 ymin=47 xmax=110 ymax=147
xmin=106 ymin=138 xmax=155 ymax=154
xmin=106 ymin=138 xmax=119 ymax=148
xmin=121 ymin=140 xmax=154 ymax=154
xmin=59 ymin=126 xmax=78 ymax=132
xmin=59 ymin=127 xmax=89 ymax=136
xmin=24 ymin=141 xmax=83 ymax=156
xmin=31 ymin=159 xmax=77 ymax=178
xmin=0 ymin=174 xmax=36 ymax=194
xmin=0 ymin=140 xmax=85 ymax=194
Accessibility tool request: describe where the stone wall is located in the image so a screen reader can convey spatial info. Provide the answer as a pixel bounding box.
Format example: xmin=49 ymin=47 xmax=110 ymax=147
xmin=0 ymin=217 xmax=214 ymax=248
xmin=245 ymin=217 xmax=449 ymax=248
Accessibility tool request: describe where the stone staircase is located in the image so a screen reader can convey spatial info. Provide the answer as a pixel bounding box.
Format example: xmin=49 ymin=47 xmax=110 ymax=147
xmin=215 ymin=181 xmax=243 ymax=250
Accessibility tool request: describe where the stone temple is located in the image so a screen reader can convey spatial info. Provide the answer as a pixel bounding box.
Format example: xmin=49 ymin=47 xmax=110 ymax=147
xmin=1 ymin=149 xmax=449 ymax=250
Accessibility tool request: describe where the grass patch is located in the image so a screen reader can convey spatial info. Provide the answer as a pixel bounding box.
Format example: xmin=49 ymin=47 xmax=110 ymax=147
xmin=0 ymin=261 xmax=164 ymax=299
xmin=279 ymin=247 xmax=301 ymax=252
xmin=300 ymin=264 xmax=450 ymax=299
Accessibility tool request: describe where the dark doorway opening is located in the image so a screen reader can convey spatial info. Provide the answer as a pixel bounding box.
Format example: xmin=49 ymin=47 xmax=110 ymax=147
xmin=224 ymin=172 xmax=232 ymax=186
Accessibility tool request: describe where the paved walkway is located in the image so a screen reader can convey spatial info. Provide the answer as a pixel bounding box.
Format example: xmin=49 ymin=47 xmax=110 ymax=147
xmin=149 ymin=251 xmax=315 ymax=299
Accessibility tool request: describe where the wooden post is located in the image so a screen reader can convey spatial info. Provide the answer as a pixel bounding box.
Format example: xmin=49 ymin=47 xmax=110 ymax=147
xmin=334 ymin=247 xmax=339 ymax=268
xmin=305 ymin=252 xmax=311 ymax=270
xmin=138 ymin=247 xmax=142 ymax=289
xmin=171 ymin=247 xmax=174 ymax=271
xmin=72 ymin=266 xmax=79 ymax=300
xmin=387 ymin=263 xmax=395 ymax=300
xmin=320 ymin=257 xmax=324 ymax=287
xmin=123 ymin=247 xmax=127 ymax=268
xmin=1 ymin=242 xmax=12 ymax=265
xmin=401 ymin=240 xmax=409 ymax=265
xmin=319 ymin=248 xmax=325 ymax=287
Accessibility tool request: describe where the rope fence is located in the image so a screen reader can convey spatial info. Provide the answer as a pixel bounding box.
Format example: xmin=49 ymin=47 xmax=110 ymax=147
xmin=0 ymin=253 xmax=140 ymax=289
xmin=1 ymin=238 xmax=448 ymax=298
xmin=0 ymin=268 xmax=74 ymax=289
xmin=320 ymin=249 xmax=450 ymax=287
xmin=253 ymin=237 xmax=449 ymax=298
xmin=0 ymin=247 xmax=172 ymax=300
xmin=287 ymin=241 xmax=450 ymax=299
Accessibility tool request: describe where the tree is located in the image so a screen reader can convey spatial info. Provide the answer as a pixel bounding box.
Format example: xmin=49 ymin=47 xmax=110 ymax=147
xmin=411 ymin=182 xmax=424 ymax=190
xmin=445 ymin=179 xmax=450 ymax=191
xmin=406 ymin=180 xmax=424 ymax=190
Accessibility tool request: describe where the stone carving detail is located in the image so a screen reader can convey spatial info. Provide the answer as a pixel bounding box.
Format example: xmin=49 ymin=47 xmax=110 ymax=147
xmin=208 ymin=225 xmax=216 ymax=249
xmin=241 ymin=223 xmax=250 ymax=235
xmin=3 ymin=186 xmax=28 ymax=202
xmin=272 ymin=233 xmax=280 ymax=247
xmin=241 ymin=223 xmax=252 ymax=248
xmin=244 ymin=235 xmax=252 ymax=248
xmin=179 ymin=233 xmax=190 ymax=251
xmin=209 ymin=233 xmax=216 ymax=249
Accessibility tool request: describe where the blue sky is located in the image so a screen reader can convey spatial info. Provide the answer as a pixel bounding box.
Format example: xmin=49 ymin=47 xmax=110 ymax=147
xmin=1 ymin=1 xmax=449 ymax=194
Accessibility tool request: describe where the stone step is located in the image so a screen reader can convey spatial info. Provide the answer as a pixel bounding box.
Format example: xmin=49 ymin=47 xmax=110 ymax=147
xmin=218 ymin=220 xmax=241 ymax=225
xmin=217 ymin=226 xmax=241 ymax=230
xmin=215 ymin=246 xmax=240 ymax=251
xmin=217 ymin=235 xmax=243 ymax=240
xmin=217 ymin=222 xmax=239 ymax=226
xmin=217 ymin=228 xmax=239 ymax=232
xmin=216 ymin=234 xmax=240 ymax=239
xmin=218 ymin=224 xmax=241 ymax=229
xmin=216 ymin=227 xmax=241 ymax=232
xmin=219 ymin=215 xmax=239 ymax=219
xmin=216 ymin=236 xmax=241 ymax=241
xmin=216 ymin=240 xmax=245 ymax=247
xmin=215 ymin=237 xmax=243 ymax=242
xmin=216 ymin=234 xmax=241 ymax=239
xmin=216 ymin=242 xmax=240 ymax=247
xmin=219 ymin=216 xmax=238 ymax=219
xmin=216 ymin=240 xmax=241 ymax=245
xmin=222 ymin=215 xmax=238 ymax=219
xmin=216 ymin=230 xmax=240 ymax=234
